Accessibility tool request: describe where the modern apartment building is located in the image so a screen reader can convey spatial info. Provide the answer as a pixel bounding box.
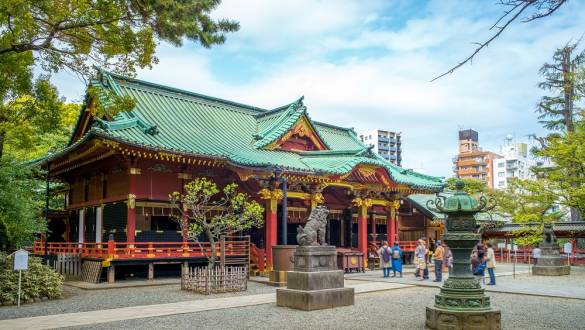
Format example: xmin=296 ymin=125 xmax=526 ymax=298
xmin=453 ymin=129 xmax=501 ymax=189
xmin=359 ymin=129 xmax=402 ymax=166
xmin=492 ymin=136 xmax=537 ymax=189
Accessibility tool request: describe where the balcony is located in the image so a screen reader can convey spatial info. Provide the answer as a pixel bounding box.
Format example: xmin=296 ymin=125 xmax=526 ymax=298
xmin=378 ymin=136 xmax=389 ymax=143
xmin=378 ymin=144 xmax=389 ymax=151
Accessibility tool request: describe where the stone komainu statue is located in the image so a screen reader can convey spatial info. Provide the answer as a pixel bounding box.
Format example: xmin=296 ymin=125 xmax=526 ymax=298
xmin=296 ymin=205 xmax=329 ymax=246
xmin=543 ymin=223 xmax=557 ymax=245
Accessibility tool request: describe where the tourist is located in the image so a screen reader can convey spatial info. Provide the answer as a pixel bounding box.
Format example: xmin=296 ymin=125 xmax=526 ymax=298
xmin=377 ymin=241 xmax=392 ymax=278
xmin=433 ymin=240 xmax=444 ymax=282
xmin=415 ymin=239 xmax=427 ymax=281
xmin=486 ymin=243 xmax=496 ymax=285
xmin=391 ymin=242 xmax=403 ymax=277
xmin=472 ymin=244 xmax=486 ymax=285
xmin=532 ymin=244 xmax=541 ymax=265
xmin=445 ymin=246 xmax=453 ymax=273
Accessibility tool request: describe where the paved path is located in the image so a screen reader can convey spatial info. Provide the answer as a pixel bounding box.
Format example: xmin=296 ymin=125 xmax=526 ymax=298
xmin=0 ymin=281 xmax=411 ymax=330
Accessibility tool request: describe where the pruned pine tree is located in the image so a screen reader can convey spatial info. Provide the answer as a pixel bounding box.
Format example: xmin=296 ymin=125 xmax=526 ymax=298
xmin=170 ymin=178 xmax=264 ymax=268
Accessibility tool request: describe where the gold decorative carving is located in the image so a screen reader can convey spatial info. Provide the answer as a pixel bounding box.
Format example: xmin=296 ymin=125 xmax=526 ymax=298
xmin=129 ymin=167 xmax=141 ymax=175
xmin=127 ymin=194 xmax=136 ymax=209
xmin=311 ymin=192 xmax=325 ymax=205
xmin=352 ymin=197 xmax=373 ymax=208
xmin=258 ymin=189 xmax=283 ymax=200
xmin=391 ymin=200 xmax=401 ymax=210
xmin=356 ymin=165 xmax=378 ymax=177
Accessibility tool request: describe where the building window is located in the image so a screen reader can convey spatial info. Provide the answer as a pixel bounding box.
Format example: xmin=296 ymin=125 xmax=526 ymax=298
xmin=498 ymin=172 xmax=505 ymax=177
xmin=498 ymin=181 xmax=505 ymax=187
xmin=498 ymin=162 xmax=505 ymax=168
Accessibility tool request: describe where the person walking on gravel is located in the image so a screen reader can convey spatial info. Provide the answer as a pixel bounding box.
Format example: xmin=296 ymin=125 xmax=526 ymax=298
xmin=433 ymin=240 xmax=444 ymax=282
xmin=391 ymin=242 xmax=403 ymax=277
xmin=486 ymin=243 xmax=496 ymax=285
xmin=378 ymin=241 xmax=392 ymax=278
xmin=415 ymin=239 xmax=427 ymax=281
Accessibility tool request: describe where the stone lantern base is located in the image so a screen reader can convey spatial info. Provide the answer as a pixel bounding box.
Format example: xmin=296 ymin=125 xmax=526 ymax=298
xmin=426 ymin=306 xmax=501 ymax=330
xmin=425 ymin=275 xmax=501 ymax=330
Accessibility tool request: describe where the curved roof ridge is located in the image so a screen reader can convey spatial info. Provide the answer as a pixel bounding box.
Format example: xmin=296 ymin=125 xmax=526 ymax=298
xmin=97 ymin=67 xmax=268 ymax=113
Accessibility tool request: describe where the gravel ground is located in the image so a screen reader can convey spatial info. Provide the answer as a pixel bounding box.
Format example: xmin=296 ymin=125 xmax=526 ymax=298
xmin=0 ymin=282 xmax=276 ymax=320
xmin=69 ymin=286 xmax=585 ymax=330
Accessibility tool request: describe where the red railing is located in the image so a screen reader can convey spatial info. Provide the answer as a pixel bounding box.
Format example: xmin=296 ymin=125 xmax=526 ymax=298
xmin=34 ymin=236 xmax=250 ymax=261
xmin=249 ymin=243 xmax=266 ymax=272
xmin=494 ymin=245 xmax=585 ymax=265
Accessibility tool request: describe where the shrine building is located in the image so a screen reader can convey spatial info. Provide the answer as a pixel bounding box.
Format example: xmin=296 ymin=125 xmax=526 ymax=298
xmin=35 ymin=69 xmax=444 ymax=277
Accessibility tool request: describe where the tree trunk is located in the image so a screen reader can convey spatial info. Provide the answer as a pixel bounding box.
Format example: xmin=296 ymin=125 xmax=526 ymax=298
xmin=561 ymin=46 xmax=575 ymax=133
xmin=207 ymin=228 xmax=216 ymax=269
xmin=0 ymin=130 xmax=5 ymax=160
xmin=561 ymin=47 xmax=581 ymax=221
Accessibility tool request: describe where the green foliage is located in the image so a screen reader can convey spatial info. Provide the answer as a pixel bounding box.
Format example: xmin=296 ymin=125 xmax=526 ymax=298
xmin=445 ymin=177 xmax=489 ymax=194
xmin=533 ymin=117 xmax=585 ymax=216
xmin=494 ymin=178 xmax=565 ymax=244
xmin=0 ymin=252 xmax=63 ymax=303
xmin=170 ymin=177 xmax=264 ymax=267
xmin=0 ymin=0 xmax=238 ymax=157
xmin=0 ymin=0 xmax=238 ymax=81
xmin=535 ymin=43 xmax=585 ymax=133
xmin=0 ymin=158 xmax=45 ymax=250
xmin=1 ymin=84 xmax=79 ymax=161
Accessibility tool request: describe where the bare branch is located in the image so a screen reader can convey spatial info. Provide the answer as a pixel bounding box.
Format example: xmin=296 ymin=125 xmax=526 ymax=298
xmin=431 ymin=0 xmax=568 ymax=82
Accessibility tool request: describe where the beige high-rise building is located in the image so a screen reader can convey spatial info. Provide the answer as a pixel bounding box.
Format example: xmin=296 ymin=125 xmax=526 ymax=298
xmin=453 ymin=129 xmax=501 ymax=189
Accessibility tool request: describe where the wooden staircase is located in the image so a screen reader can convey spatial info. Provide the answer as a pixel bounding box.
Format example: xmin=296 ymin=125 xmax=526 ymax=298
xmin=249 ymin=243 xmax=267 ymax=277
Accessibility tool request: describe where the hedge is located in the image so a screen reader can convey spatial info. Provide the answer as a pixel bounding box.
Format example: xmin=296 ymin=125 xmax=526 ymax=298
xmin=0 ymin=252 xmax=63 ymax=305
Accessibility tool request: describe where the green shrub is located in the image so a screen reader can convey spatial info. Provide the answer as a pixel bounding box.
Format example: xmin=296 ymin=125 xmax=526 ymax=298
xmin=0 ymin=252 xmax=63 ymax=304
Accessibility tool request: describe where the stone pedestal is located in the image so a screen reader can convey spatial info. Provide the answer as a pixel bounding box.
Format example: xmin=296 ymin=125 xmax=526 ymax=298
xmin=277 ymin=245 xmax=354 ymax=310
xmin=533 ymin=245 xmax=570 ymax=276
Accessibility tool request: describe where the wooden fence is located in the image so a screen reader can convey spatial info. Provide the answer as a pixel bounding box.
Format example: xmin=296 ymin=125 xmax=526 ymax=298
xmin=51 ymin=253 xmax=81 ymax=279
xmin=182 ymin=266 xmax=248 ymax=295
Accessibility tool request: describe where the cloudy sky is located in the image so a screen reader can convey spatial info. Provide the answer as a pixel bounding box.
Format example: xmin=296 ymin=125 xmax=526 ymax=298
xmin=53 ymin=0 xmax=585 ymax=177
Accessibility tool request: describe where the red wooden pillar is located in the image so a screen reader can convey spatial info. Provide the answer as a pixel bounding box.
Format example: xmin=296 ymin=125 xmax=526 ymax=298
xmin=371 ymin=213 xmax=377 ymax=244
xmin=127 ymin=167 xmax=140 ymax=244
xmin=354 ymin=199 xmax=370 ymax=259
xmin=387 ymin=207 xmax=395 ymax=247
xmin=387 ymin=200 xmax=400 ymax=246
xmin=260 ymin=189 xmax=281 ymax=270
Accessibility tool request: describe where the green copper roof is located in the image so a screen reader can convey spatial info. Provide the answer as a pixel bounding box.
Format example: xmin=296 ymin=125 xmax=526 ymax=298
xmin=60 ymin=69 xmax=444 ymax=191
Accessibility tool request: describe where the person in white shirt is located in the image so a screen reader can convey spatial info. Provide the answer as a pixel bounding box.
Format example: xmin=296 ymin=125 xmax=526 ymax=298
xmin=486 ymin=243 xmax=496 ymax=285
xmin=532 ymin=244 xmax=542 ymax=265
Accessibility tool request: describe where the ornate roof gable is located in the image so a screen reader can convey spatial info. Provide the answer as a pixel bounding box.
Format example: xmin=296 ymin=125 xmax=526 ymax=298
xmin=253 ymin=97 xmax=329 ymax=151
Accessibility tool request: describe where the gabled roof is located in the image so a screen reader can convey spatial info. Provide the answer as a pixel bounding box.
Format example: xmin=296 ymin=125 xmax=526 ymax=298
xmin=56 ymin=69 xmax=444 ymax=191
xmin=253 ymin=97 xmax=329 ymax=150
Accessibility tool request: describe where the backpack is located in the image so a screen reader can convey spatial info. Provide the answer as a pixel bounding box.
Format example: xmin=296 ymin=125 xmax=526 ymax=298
xmin=392 ymin=249 xmax=400 ymax=259
xmin=473 ymin=261 xmax=486 ymax=275
xmin=382 ymin=247 xmax=391 ymax=262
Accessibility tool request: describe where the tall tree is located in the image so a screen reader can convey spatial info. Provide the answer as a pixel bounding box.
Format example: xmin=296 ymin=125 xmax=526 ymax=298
xmin=0 ymin=159 xmax=45 ymax=250
xmin=536 ymin=42 xmax=585 ymax=133
xmin=534 ymin=42 xmax=585 ymax=221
